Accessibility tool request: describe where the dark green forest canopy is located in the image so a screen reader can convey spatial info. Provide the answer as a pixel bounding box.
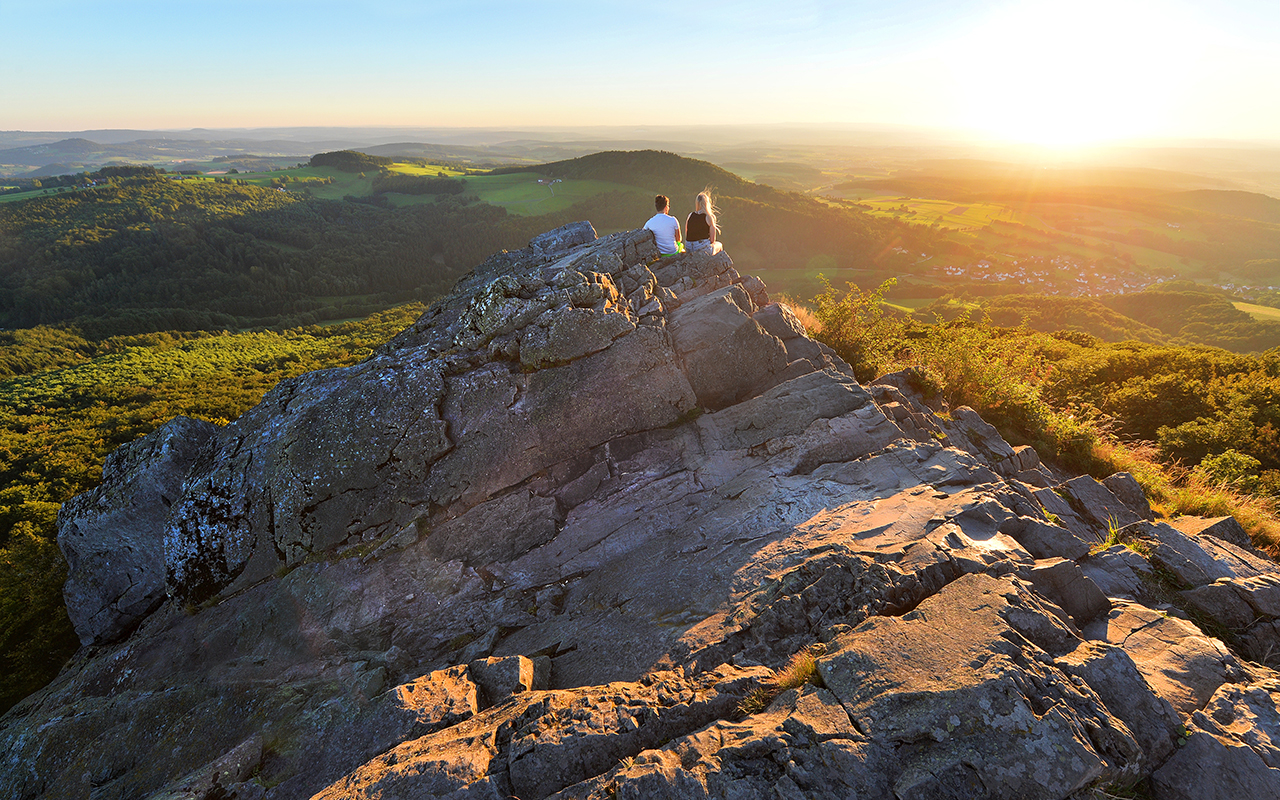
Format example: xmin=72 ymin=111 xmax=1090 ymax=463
xmin=0 ymin=305 xmax=425 ymax=712
xmin=0 ymin=170 xmax=555 ymax=335
xmin=308 ymin=150 xmax=394 ymax=172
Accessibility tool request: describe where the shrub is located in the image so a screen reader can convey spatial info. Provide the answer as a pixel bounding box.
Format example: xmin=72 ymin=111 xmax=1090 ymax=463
xmin=811 ymin=277 xmax=902 ymax=381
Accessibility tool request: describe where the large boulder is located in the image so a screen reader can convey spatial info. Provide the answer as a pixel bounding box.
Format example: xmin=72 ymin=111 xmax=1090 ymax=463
xmin=57 ymin=415 xmax=217 ymax=645
xmin=817 ymin=574 xmax=1145 ymax=799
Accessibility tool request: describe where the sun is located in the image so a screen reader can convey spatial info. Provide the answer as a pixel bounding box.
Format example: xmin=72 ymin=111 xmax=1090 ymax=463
xmin=955 ymin=0 xmax=1205 ymax=147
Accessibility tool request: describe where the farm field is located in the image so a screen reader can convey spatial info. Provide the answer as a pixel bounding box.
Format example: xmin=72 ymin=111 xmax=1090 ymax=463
xmin=820 ymin=174 xmax=1280 ymax=282
xmin=858 ymin=196 xmax=1026 ymax=230
xmin=0 ymin=186 xmax=69 ymax=203
xmin=1236 ymin=301 xmax=1280 ymax=322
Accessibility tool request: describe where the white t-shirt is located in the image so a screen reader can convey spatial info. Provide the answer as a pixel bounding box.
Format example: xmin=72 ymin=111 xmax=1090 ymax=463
xmin=644 ymin=213 xmax=681 ymax=254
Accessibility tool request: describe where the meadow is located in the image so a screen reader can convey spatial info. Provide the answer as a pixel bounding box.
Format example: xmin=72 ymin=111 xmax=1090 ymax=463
xmin=1237 ymin=301 xmax=1280 ymax=322
xmin=857 ymin=196 xmax=1024 ymax=229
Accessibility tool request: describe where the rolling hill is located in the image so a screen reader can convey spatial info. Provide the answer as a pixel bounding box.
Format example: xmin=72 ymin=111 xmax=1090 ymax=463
xmin=0 ymin=152 xmax=910 ymax=337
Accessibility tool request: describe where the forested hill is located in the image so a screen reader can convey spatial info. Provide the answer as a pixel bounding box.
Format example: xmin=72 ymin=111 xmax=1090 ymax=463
xmin=1164 ymin=189 xmax=1280 ymax=225
xmin=509 ymin=149 xmax=904 ymax=274
xmin=0 ymin=153 xmax=916 ymax=338
xmin=516 ymin=149 xmax=762 ymax=199
xmin=0 ymin=168 xmax=558 ymax=336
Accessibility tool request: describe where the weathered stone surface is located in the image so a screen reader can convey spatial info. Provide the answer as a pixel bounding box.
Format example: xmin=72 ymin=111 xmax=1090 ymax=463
xmin=1084 ymin=601 xmax=1243 ymax=716
xmin=165 ymin=346 xmax=452 ymax=601
xmin=1080 ymin=544 xmax=1154 ymax=601
xmin=57 ymin=416 xmax=217 ymax=645
xmin=519 ymin=306 xmax=636 ymax=369
xmin=1170 ymin=514 xmax=1252 ymax=547
xmin=428 ymin=491 xmax=561 ymax=566
xmin=1028 ymin=485 xmax=1093 ymax=542
xmin=1002 ymin=516 xmax=1092 ymax=561
xmin=1182 ymin=579 xmax=1262 ymax=630
xmin=945 ymin=405 xmax=1017 ymax=463
xmin=426 ymin=324 xmax=698 ymax=512
xmin=1241 ymin=620 xmax=1280 ymax=668
xmin=1026 ymin=557 xmax=1110 ymax=626
xmin=1054 ymin=640 xmax=1182 ymax=768
xmin=817 ymin=574 xmax=1145 ymax=798
xmin=1056 ymin=474 xmax=1143 ymax=533
xmin=868 ymin=382 xmax=949 ymax=447
xmin=735 ymin=273 xmax=769 ymax=309
xmin=1151 ymin=728 xmax=1280 ymax=799
xmin=752 ymin=301 xmax=806 ymax=341
xmin=553 ymin=684 xmax=896 ymax=800
xmin=1126 ymin=520 xmax=1270 ymax=589
xmin=667 ymin=285 xmax=788 ymax=409
xmin=312 ymin=665 xmax=771 ymax=800
xmin=530 ymin=220 xmax=597 ymax=254
xmin=469 ymin=655 xmax=539 ymax=705
xmin=1102 ymin=472 xmax=1154 ymax=521
xmin=386 ymin=664 xmax=479 ymax=727
xmin=1196 ymin=679 xmax=1280 ymax=768
xmin=652 ymin=249 xmax=735 ymax=290
xmin=147 ymin=735 xmax=263 ymax=800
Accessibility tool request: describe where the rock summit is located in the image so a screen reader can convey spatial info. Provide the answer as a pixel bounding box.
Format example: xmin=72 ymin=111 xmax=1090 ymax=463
xmin=6 ymin=222 xmax=1280 ymax=799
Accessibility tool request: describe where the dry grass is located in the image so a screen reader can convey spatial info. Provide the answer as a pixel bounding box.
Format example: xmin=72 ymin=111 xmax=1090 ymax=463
xmin=737 ymin=646 xmax=826 ymax=716
xmin=776 ymin=648 xmax=821 ymax=690
xmin=774 ymin=293 xmax=822 ymax=335
xmin=1086 ymin=437 xmax=1280 ymax=557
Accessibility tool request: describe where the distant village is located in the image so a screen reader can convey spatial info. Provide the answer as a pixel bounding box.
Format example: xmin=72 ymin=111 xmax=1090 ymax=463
xmin=894 ymin=247 xmax=1161 ymax=297
xmin=894 ymin=247 xmax=1280 ymax=302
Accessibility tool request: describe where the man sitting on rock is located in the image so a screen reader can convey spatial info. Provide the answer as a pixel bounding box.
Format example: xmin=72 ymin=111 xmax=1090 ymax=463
xmin=644 ymin=194 xmax=683 ymax=257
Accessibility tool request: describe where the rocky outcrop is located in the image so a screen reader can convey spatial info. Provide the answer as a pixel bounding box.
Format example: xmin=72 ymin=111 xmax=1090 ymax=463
xmin=57 ymin=415 xmax=218 ymax=645
xmin=8 ymin=221 xmax=1280 ymax=798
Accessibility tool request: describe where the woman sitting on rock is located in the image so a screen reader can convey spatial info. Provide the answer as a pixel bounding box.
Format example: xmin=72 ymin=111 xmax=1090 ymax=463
xmin=685 ymin=190 xmax=722 ymax=254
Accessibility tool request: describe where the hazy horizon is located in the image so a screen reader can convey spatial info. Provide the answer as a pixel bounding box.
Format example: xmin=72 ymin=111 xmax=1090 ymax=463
xmin=4 ymin=0 xmax=1279 ymax=148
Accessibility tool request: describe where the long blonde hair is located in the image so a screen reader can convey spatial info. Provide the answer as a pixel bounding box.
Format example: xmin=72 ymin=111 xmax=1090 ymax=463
xmin=695 ymin=189 xmax=719 ymax=233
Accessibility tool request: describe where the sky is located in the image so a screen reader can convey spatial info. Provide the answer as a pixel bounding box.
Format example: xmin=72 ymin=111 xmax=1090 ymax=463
xmin=2 ymin=0 xmax=1279 ymax=146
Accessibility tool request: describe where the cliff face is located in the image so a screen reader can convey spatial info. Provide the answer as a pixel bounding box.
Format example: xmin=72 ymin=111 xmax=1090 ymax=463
xmin=6 ymin=222 xmax=1280 ymax=799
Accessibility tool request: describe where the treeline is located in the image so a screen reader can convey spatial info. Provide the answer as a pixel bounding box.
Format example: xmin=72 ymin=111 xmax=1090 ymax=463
xmin=1041 ymin=340 xmax=1280 ymax=476
xmin=370 ymin=172 xmax=466 ymax=196
xmin=1098 ymin=283 xmax=1280 ymax=351
xmin=309 ymin=150 xmax=394 ymax=172
xmin=0 ymin=152 xmax=927 ymax=338
xmin=967 ymin=295 xmax=1166 ymax=343
xmin=0 ymin=305 xmax=425 ymax=713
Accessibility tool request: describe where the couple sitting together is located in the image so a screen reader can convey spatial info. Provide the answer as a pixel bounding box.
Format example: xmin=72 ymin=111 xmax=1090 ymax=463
xmin=644 ymin=191 xmax=723 ymax=257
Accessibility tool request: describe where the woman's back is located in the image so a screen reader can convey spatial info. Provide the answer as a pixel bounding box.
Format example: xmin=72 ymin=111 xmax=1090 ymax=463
xmin=686 ymin=211 xmax=711 ymax=241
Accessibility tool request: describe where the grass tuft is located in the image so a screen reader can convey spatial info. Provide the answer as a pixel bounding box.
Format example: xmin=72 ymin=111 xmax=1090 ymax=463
xmin=737 ymin=645 xmax=826 ymax=717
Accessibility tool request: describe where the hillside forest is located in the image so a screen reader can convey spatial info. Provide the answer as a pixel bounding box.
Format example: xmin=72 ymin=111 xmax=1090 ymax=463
xmin=3 ymin=148 xmax=1280 ymax=714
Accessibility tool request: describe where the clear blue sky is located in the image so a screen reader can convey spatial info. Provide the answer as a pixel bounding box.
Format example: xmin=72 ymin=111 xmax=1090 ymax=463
xmin=2 ymin=0 xmax=1278 ymax=144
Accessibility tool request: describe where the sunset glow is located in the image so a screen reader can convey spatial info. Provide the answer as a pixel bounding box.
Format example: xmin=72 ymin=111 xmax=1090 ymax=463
xmin=955 ymin=1 xmax=1207 ymax=146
